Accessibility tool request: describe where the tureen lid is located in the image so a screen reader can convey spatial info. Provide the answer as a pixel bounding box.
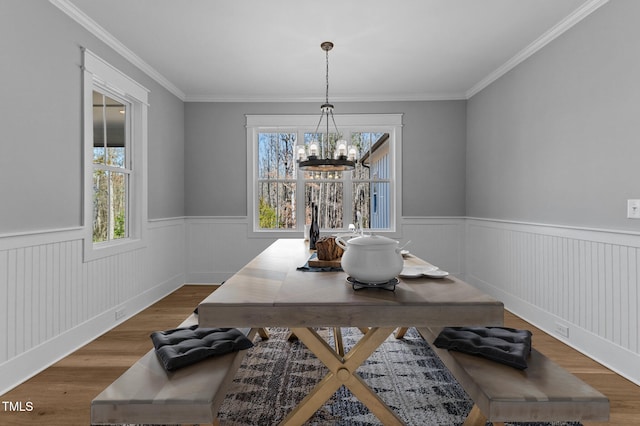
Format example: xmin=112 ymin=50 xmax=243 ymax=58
xmin=346 ymin=234 xmax=398 ymax=246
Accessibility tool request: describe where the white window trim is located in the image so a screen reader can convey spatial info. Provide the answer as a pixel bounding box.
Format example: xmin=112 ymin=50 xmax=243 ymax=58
xmin=82 ymin=48 xmax=149 ymax=261
xmin=246 ymin=113 xmax=403 ymax=238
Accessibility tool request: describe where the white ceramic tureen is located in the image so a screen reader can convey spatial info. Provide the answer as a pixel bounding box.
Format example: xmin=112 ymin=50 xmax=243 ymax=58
xmin=335 ymin=234 xmax=404 ymax=284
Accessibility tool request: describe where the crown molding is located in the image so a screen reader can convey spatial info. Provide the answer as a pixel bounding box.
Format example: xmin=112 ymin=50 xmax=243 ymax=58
xmin=49 ymin=0 xmax=186 ymax=101
xmin=50 ymin=0 xmax=608 ymax=104
xmin=184 ymin=92 xmax=468 ymax=103
xmin=466 ymin=0 xmax=610 ymax=99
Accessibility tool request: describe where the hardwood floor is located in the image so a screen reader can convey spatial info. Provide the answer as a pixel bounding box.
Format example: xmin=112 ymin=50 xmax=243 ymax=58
xmin=1 ymin=284 xmax=638 ymax=425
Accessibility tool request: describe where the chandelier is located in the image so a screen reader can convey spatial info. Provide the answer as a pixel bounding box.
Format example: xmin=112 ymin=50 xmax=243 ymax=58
xmin=296 ymin=41 xmax=357 ymax=172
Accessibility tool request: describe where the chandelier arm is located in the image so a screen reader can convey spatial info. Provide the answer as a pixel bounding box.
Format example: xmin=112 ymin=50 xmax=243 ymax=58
xmin=313 ymin=111 xmax=325 ymax=136
xmin=329 ymin=110 xmax=341 ymax=138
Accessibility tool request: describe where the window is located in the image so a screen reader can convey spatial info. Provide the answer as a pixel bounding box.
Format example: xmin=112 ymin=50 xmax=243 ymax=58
xmin=92 ymin=91 xmax=129 ymax=243
xmin=82 ymin=49 xmax=148 ymax=261
xmin=247 ymin=114 xmax=402 ymax=235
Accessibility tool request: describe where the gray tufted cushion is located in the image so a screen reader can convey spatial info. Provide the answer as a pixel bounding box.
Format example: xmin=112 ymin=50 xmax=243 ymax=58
xmin=150 ymin=325 xmax=254 ymax=371
xmin=433 ymin=326 xmax=532 ymax=369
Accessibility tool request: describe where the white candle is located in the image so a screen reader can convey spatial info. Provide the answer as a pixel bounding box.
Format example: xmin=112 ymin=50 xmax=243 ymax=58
xmin=348 ymin=146 xmax=357 ymax=161
xmin=297 ymin=146 xmax=306 ymax=161
xmin=309 ymin=142 xmax=319 ymax=157
xmin=337 ymin=142 xmax=347 ymax=157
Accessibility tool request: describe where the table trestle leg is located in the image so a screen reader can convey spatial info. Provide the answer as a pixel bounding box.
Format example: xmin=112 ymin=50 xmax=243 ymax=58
xmin=333 ymin=327 xmax=345 ymax=356
xmin=394 ymin=327 xmax=409 ymax=339
xmin=280 ymin=327 xmax=404 ymax=426
xmin=462 ymin=404 xmax=499 ymax=426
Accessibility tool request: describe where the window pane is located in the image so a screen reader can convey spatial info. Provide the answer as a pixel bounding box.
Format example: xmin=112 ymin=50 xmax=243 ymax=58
xmin=92 ymin=170 xmax=128 ymax=242
xmin=370 ymin=182 xmax=390 ymax=229
xmin=305 ymin=181 xmax=343 ymax=229
xmin=351 ymin=132 xmax=371 ymax=179
xmin=258 ymin=181 xmax=296 ymax=229
xmin=93 ymin=92 xmax=127 ymax=167
xmin=352 ymin=181 xmax=390 ymax=230
xmin=111 ymin=171 xmax=128 ymax=239
xmin=258 ymin=132 xmax=296 ymax=179
xmin=92 ymin=170 xmax=108 ymax=242
xmin=352 ymin=182 xmax=370 ymax=228
xmin=352 ymin=132 xmax=386 ymax=179
xmin=105 ymin=95 xmax=126 ymax=168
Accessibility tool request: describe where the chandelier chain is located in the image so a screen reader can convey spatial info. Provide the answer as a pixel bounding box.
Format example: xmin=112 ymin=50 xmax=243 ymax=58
xmin=325 ymin=48 xmax=330 ymax=105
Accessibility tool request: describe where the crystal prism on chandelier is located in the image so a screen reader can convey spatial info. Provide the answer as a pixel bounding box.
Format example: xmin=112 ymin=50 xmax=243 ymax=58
xmin=296 ymin=41 xmax=357 ymax=171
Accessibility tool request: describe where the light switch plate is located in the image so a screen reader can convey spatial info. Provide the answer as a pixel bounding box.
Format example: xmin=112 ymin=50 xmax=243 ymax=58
xmin=627 ymin=199 xmax=640 ymax=219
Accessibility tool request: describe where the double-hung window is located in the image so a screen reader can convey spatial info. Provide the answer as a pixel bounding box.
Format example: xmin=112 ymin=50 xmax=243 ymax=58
xmin=82 ymin=49 xmax=148 ymax=261
xmin=247 ymin=114 xmax=402 ymax=235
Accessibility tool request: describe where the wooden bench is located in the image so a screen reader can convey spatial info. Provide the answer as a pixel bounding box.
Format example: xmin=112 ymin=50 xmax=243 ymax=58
xmin=408 ymin=327 xmax=610 ymax=426
xmin=91 ymin=313 xmax=258 ymax=426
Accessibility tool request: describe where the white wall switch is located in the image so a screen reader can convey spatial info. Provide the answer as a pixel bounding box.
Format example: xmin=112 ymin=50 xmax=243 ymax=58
xmin=627 ymin=199 xmax=640 ymax=219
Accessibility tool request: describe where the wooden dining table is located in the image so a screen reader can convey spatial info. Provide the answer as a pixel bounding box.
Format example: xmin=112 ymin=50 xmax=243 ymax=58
xmin=198 ymin=238 xmax=504 ymax=425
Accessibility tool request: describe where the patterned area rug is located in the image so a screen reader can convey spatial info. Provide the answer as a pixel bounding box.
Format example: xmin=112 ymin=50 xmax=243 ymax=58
xmin=217 ymin=327 xmax=582 ymax=426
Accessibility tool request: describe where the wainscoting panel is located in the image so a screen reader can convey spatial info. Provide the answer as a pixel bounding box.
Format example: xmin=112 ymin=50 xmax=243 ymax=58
xmin=0 ymin=219 xmax=186 ymax=395
xmin=4 ymin=216 xmax=639 ymax=392
xmin=465 ymin=218 xmax=640 ymax=385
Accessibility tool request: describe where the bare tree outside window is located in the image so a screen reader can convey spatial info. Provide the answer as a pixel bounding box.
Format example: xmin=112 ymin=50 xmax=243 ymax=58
xmin=257 ymin=132 xmax=296 ymax=229
xmin=303 ymin=132 xmax=344 ymax=229
xmin=252 ymin=118 xmax=396 ymax=233
xmin=92 ymin=91 xmax=129 ymax=242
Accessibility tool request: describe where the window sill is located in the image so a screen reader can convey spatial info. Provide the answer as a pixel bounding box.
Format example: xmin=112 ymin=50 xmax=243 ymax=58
xmin=83 ymin=237 xmax=146 ymax=262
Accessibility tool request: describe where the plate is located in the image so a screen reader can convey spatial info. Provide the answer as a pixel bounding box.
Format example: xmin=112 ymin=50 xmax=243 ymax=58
xmin=399 ymin=266 xmax=438 ymax=278
xmin=423 ymin=269 xmax=449 ymax=278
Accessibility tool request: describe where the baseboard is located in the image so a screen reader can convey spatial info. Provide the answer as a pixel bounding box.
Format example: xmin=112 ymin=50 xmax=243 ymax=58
xmin=186 ymin=272 xmax=235 ymax=284
xmin=0 ymin=274 xmax=184 ymax=396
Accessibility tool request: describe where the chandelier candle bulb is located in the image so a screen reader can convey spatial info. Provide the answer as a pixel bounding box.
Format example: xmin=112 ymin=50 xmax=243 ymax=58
xmin=348 ymin=146 xmax=357 ymax=161
xmin=297 ymin=146 xmax=307 ymax=161
xmin=309 ymin=142 xmax=319 ymax=158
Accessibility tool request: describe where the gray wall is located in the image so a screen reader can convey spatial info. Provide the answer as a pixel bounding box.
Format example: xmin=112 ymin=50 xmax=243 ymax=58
xmin=467 ymin=0 xmax=640 ymax=231
xmin=9 ymin=0 xmax=632 ymax=233
xmin=184 ymin=100 xmax=467 ymax=218
xmin=148 ymin=91 xmax=185 ymax=220
xmin=0 ymin=1 xmax=184 ymax=234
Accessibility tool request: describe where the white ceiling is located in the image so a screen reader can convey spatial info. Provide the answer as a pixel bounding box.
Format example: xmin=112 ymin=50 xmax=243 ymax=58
xmin=56 ymin=0 xmax=607 ymax=102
